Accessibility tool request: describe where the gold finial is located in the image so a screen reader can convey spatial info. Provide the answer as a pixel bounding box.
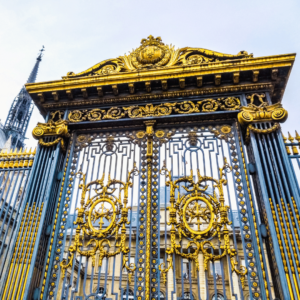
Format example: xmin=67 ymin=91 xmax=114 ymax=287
xmin=288 ymin=132 xmax=295 ymax=142
xmin=282 ymin=132 xmax=291 ymax=155
xmin=282 ymin=132 xmax=287 ymax=143
xmin=296 ymin=131 xmax=300 ymax=143
xmin=289 ymin=132 xmax=299 ymax=154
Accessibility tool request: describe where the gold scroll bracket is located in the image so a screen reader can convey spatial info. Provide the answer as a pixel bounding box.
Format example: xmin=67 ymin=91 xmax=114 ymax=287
xmin=238 ymin=93 xmax=287 ymax=144
xmin=32 ymin=119 xmax=70 ymax=151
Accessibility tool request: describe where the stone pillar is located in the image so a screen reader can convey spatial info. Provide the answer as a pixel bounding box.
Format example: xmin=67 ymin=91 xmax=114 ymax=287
xmin=198 ymin=253 xmax=206 ymax=299
xmin=167 ymin=266 xmax=176 ymax=300
xmin=231 ymin=271 xmax=241 ymax=300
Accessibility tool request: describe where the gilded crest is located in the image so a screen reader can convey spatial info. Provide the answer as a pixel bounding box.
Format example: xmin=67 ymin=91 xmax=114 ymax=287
xmin=131 ymin=35 xmax=171 ymax=69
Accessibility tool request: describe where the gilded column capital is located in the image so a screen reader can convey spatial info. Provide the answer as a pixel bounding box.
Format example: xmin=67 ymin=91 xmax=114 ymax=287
xmin=32 ymin=119 xmax=70 ymax=151
xmin=238 ymin=93 xmax=288 ymax=143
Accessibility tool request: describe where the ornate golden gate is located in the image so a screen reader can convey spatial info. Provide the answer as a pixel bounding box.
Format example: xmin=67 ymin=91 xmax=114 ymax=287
xmin=0 ymin=36 xmax=297 ymax=300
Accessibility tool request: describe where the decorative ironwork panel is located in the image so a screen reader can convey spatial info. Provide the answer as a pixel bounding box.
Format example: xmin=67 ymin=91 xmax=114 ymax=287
xmin=47 ymin=131 xmax=142 ymax=300
xmin=156 ymin=123 xmax=267 ymax=300
xmin=43 ymin=121 xmax=272 ymax=300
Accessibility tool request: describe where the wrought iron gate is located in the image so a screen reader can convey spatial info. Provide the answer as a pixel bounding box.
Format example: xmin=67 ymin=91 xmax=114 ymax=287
xmin=35 ymin=119 xmax=269 ymax=300
xmin=2 ymin=36 xmax=298 ymax=300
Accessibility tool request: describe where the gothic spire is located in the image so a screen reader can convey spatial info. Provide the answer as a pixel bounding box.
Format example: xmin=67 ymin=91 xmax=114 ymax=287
xmin=27 ymin=46 xmax=45 ymax=83
xmin=3 ymin=47 xmax=45 ymax=150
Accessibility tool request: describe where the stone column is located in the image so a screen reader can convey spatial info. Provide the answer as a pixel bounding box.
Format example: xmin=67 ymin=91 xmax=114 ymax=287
xmin=198 ymin=253 xmax=206 ymax=299
xmin=231 ymin=271 xmax=241 ymax=300
xmin=167 ymin=266 xmax=176 ymax=300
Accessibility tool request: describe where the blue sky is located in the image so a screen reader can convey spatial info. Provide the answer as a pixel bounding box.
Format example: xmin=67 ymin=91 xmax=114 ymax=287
xmin=0 ymin=0 xmax=299 ymax=148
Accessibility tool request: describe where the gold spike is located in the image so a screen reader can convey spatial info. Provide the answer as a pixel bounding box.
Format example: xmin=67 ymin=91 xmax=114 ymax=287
xmin=289 ymin=132 xmax=299 ymax=154
xmin=33 ymin=148 xmax=36 ymax=155
xmin=288 ymin=132 xmax=295 ymax=143
xmin=296 ymin=131 xmax=300 ymax=151
xmin=293 ymin=146 xmax=299 ymax=155
xmin=19 ymin=148 xmax=22 ymax=154
xmin=283 ymin=133 xmax=291 ymax=155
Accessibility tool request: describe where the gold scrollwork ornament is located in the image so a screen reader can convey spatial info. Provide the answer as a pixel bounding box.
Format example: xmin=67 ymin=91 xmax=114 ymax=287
xmin=103 ymin=107 xmax=125 ymax=120
xmin=123 ymin=256 xmax=136 ymax=285
xmin=160 ymin=158 xmax=247 ymax=288
xmin=87 ymin=108 xmax=106 ymax=121
xmin=65 ymin=36 xmax=252 ymax=77
xmin=158 ymin=256 xmax=173 ymax=285
xmin=60 ymin=163 xmax=139 ymax=277
xmin=173 ymin=101 xmax=200 ymax=114
xmin=123 ymin=103 xmax=176 ymax=118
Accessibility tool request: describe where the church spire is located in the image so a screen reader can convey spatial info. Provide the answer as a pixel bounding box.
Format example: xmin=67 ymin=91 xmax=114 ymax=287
xmin=27 ymin=46 xmax=44 ymax=84
xmin=3 ymin=47 xmax=45 ymax=150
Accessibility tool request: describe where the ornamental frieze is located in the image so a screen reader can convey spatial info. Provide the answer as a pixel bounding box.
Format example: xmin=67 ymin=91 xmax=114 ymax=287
xmin=42 ymin=83 xmax=273 ymax=109
xmin=68 ymin=97 xmax=240 ymax=123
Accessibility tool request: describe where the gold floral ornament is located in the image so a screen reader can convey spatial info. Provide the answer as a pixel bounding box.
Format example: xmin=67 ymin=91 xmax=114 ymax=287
xmin=160 ymin=158 xmax=247 ymax=288
xmin=68 ymin=109 xmax=106 ymax=122
xmin=75 ymin=134 xmax=97 ymax=151
xmin=238 ymin=93 xmax=288 ymax=144
xmin=198 ymin=97 xmax=240 ymax=112
xmin=210 ymin=125 xmax=233 ymax=142
xmin=123 ymin=103 xmax=176 ymax=118
xmin=32 ymin=119 xmax=70 ymax=151
xmin=64 ymin=36 xmax=252 ymax=77
xmin=60 ymin=164 xmax=139 ymax=277
xmin=127 ymin=129 xmax=174 ymax=146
